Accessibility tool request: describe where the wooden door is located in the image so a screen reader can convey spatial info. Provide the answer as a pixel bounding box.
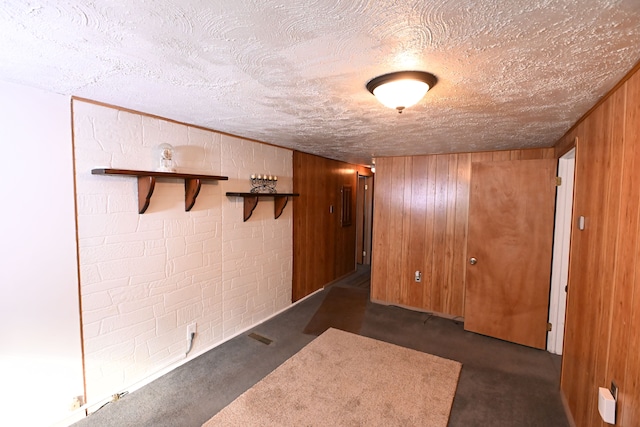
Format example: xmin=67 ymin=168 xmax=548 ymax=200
xmin=465 ymin=159 xmax=557 ymax=349
xmin=356 ymin=175 xmax=373 ymax=265
xmin=356 ymin=176 xmax=365 ymax=264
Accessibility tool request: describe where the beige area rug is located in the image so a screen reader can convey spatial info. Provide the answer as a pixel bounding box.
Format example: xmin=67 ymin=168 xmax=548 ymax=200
xmin=203 ymin=328 xmax=462 ymax=427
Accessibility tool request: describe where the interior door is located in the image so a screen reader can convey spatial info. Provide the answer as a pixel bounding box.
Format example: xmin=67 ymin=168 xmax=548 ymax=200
xmin=356 ymin=175 xmax=373 ymax=265
xmin=356 ymin=176 xmax=365 ymax=264
xmin=465 ymin=159 xmax=557 ymax=349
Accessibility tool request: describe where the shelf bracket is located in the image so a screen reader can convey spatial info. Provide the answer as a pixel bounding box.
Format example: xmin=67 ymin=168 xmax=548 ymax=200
xmin=225 ymin=192 xmax=299 ymax=222
xmin=137 ymin=176 xmax=156 ymax=214
xmin=243 ymin=195 xmax=259 ymax=222
xmin=274 ymin=195 xmax=289 ymax=220
xmin=185 ymin=178 xmax=202 ymax=212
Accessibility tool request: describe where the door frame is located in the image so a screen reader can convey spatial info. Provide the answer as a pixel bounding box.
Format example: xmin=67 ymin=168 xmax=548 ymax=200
xmin=547 ymin=148 xmax=576 ymax=354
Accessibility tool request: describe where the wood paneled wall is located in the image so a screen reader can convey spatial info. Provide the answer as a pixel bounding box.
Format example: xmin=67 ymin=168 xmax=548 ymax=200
xmin=292 ymin=151 xmax=372 ymax=301
xmin=371 ymin=148 xmax=554 ymax=317
xmin=559 ymin=64 xmax=640 ymax=426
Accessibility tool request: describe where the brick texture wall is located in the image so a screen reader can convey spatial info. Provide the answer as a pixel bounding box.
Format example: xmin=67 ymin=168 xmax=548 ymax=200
xmin=73 ymin=101 xmax=293 ymax=401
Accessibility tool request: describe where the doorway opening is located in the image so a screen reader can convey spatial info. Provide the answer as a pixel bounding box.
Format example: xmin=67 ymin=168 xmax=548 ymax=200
xmin=356 ymin=174 xmax=373 ymax=265
xmin=547 ymin=148 xmax=576 ymax=355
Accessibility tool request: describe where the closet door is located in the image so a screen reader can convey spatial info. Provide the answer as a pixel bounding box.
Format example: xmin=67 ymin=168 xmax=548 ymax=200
xmin=465 ymin=159 xmax=557 ymax=349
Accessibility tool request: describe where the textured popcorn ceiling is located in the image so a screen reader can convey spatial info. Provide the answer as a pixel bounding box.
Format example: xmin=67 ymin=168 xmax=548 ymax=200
xmin=1 ymin=1 xmax=640 ymax=165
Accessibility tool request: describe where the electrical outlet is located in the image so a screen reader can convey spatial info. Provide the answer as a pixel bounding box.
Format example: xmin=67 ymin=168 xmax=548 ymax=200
xmin=187 ymin=323 xmax=197 ymax=339
xmin=70 ymin=395 xmax=84 ymax=411
xmin=611 ymin=381 xmax=618 ymax=400
xmin=415 ymin=271 xmax=422 ymax=283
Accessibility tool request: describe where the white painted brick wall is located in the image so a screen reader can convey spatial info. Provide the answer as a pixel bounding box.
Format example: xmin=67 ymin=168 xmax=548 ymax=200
xmin=220 ymin=135 xmax=293 ymax=337
xmin=73 ymin=101 xmax=293 ymax=401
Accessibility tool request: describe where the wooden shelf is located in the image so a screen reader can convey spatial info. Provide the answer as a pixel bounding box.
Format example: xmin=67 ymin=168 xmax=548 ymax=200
xmin=92 ymin=168 xmax=228 ymax=213
xmin=226 ymin=192 xmax=299 ymax=221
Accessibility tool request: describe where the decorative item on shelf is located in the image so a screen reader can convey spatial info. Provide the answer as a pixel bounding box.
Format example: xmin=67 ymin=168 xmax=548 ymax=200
xmin=156 ymin=143 xmax=176 ymax=172
xmin=250 ymin=174 xmax=278 ymax=193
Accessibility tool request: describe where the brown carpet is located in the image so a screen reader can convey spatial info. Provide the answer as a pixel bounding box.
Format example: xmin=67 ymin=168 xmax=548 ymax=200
xmin=202 ymin=328 xmax=462 ymax=427
xmin=302 ymin=286 xmax=369 ymax=336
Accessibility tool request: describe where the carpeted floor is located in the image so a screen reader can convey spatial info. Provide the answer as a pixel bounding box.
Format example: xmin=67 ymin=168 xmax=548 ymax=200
xmin=302 ymin=285 xmax=369 ymax=335
xmin=73 ymin=266 xmax=569 ymax=427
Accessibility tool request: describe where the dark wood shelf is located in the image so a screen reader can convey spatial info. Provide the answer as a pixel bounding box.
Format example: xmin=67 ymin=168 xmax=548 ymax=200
xmin=92 ymin=168 xmax=228 ymax=213
xmin=226 ymin=192 xmax=299 ymax=221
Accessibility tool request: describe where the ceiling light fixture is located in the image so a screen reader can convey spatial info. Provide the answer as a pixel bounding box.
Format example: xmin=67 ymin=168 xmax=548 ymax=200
xmin=366 ymin=71 xmax=437 ymax=113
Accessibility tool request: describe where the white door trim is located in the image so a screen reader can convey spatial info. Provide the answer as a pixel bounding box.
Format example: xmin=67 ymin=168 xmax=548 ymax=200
xmin=547 ymin=148 xmax=575 ymax=354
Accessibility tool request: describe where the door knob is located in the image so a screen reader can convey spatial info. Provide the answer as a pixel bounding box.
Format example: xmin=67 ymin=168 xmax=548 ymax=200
xmin=469 ymin=257 xmax=477 ymax=265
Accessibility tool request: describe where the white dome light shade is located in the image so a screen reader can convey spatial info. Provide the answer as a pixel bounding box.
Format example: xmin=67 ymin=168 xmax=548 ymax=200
xmin=366 ymin=71 xmax=437 ymax=113
xmin=372 ymin=79 xmax=430 ymax=110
